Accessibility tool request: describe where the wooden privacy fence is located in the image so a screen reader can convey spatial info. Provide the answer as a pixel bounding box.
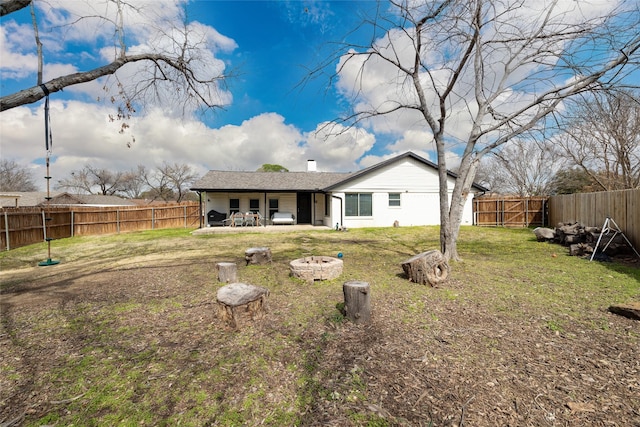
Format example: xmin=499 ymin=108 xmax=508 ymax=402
xmin=1 ymin=203 xmax=200 ymax=250
xmin=548 ymin=189 xmax=640 ymax=248
xmin=473 ymin=196 xmax=548 ymax=227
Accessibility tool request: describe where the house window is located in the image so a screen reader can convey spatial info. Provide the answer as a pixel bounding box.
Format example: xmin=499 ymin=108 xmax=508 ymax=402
xmin=345 ymin=193 xmax=372 ymax=216
xmin=229 ymin=198 xmax=239 ymax=214
xmin=268 ymin=198 xmax=279 ymax=219
xmin=388 ymin=193 xmax=401 ymax=207
xmin=249 ymin=199 xmax=260 ymax=212
xmin=324 ymin=194 xmax=330 ymax=216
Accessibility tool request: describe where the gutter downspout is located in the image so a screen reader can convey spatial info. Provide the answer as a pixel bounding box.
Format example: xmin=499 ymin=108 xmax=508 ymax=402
xmin=332 ymin=195 xmax=343 ymax=229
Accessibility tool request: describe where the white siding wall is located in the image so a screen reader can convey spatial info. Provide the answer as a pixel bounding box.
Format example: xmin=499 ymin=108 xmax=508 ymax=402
xmin=329 ymin=157 xmax=475 ymax=228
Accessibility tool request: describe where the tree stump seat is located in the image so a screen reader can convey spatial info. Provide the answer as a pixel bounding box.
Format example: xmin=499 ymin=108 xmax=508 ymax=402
xmin=216 ymin=283 xmax=269 ymax=328
xmin=343 ymin=280 xmax=371 ymax=324
xmin=245 ymin=247 xmax=272 ymax=265
xmin=216 ymin=262 xmax=237 ymax=283
xmin=401 ymin=250 xmax=449 ymax=286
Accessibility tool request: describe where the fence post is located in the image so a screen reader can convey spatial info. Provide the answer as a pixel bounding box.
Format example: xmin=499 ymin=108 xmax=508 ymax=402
xmin=152 ymin=207 xmax=155 ymax=230
xmin=71 ymin=211 xmax=74 ymax=237
xmin=117 ymin=209 xmax=120 ymax=234
xmin=4 ymin=211 xmax=9 ymax=251
xmin=184 ymin=205 xmax=187 ymax=228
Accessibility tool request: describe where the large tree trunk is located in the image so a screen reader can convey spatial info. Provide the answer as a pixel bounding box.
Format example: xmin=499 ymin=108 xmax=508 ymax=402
xmin=441 ymin=156 xmax=479 ymax=262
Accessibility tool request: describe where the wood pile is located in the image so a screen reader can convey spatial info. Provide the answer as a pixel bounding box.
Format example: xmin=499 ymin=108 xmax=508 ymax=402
xmin=534 ymin=222 xmax=633 ymax=258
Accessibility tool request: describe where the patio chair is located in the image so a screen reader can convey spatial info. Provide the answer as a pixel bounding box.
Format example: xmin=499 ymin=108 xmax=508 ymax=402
xmin=231 ymin=212 xmax=245 ymax=227
xmin=244 ymin=212 xmax=256 ymax=226
xmin=256 ymin=212 xmax=265 ymax=226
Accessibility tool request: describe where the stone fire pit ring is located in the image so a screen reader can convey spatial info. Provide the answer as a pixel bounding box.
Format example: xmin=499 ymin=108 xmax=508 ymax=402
xmin=290 ymin=256 xmax=343 ymax=281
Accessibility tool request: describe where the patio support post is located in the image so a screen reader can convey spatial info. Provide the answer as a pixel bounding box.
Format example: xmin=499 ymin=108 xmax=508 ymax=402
xmin=198 ymin=192 xmax=203 ymax=228
xmin=263 ymin=193 xmax=267 ymax=226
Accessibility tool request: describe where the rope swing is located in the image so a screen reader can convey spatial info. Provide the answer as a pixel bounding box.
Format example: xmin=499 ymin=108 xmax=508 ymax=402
xmin=38 ymin=84 xmax=60 ymax=266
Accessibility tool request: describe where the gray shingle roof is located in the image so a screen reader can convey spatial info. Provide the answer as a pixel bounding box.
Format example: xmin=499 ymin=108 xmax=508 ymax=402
xmin=190 ymin=151 xmax=488 ymax=193
xmin=0 ymin=192 xmax=58 ymax=207
xmin=191 ymin=171 xmax=353 ymax=192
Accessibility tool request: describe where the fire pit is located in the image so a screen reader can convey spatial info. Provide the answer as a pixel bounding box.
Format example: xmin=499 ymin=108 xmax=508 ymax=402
xmin=290 ymin=256 xmax=343 ymax=281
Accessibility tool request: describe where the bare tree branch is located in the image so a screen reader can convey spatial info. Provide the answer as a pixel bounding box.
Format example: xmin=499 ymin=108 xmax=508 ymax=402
xmin=1 ymin=1 xmax=231 ymax=115
xmin=0 ymin=0 xmax=30 ymax=17
xmin=1 ymin=52 xmax=225 ymax=112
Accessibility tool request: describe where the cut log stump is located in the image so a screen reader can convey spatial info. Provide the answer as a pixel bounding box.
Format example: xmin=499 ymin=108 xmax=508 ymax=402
xmin=245 ymin=247 xmax=272 ymax=265
xmin=216 ymin=283 xmax=269 ymax=328
xmin=608 ymin=302 xmax=640 ymax=321
xmin=401 ymin=250 xmax=449 ymax=286
xmin=216 ymin=262 xmax=237 ymax=283
xmin=343 ymin=280 xmax=371 ymax=324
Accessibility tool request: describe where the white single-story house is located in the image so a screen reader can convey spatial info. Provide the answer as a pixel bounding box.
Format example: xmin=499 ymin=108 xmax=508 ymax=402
xmin=190 ymin=151 xmax=487 ymax=229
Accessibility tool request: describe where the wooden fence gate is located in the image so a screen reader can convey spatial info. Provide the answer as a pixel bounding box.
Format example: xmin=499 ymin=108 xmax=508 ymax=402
xmin=473 ymin=196 xmax=548 ymax=227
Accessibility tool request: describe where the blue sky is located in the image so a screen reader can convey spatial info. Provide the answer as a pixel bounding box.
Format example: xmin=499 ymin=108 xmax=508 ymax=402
xmin=192 ymin=1 xmax=371 ymax=130
xmin=1 ymin=0 xmax=393 ymax=190
xmin=1 ymin=0 xmax=637 ymax=191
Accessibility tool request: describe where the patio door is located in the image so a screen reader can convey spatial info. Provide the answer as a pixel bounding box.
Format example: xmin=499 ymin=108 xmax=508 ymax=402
xmin=296 ymin=193 xmax=312 ymax=224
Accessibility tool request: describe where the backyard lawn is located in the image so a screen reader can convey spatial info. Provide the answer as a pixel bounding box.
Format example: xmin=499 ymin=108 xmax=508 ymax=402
xmin=1 ymin=226 xmax=638 ymax=426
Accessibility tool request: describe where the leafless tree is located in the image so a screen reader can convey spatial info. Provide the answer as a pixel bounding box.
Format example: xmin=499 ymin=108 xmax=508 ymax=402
xmin=158 ymin=162 xmax=198 ymax=202
xmin=321 ymin=0 xmax=640 ymax=260
xmin=0 ymin=0 xmax=231 ymax=114
xmin=555 ymin=90 xmax=640 ymax=191
xmin=137 ymin=165 xmax=167 ymax=201
xmin=54 ymin=162 xmax=197 ymax=200
xmin=477 ymin=138 xmax=565 ymax=196
xmin=0 ymin=159 xmax=38 ymax=191
xmin=55 ymin=165 xmax=124 ymax=195
xmin=119 ymin=166 xmax=147 ymax=199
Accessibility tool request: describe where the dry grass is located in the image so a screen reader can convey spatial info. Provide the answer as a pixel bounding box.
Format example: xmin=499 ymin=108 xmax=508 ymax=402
xmin=1 ymin=226 xmax=639 ymax=426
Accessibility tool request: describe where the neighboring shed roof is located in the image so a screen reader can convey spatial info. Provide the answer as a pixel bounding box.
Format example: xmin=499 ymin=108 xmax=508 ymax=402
xmin=191 ymin=171 xmax=353 ymax=192
xmin=48 ymin=193 xmax=137 ymax=206
xmin=0 ymin=192 xmax=58 ymax=207
xmin=0 ymin=192 xmax=136 ymax=207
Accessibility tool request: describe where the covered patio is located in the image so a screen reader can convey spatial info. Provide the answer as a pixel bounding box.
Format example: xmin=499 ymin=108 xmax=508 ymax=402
xmin=191 ymin=223 xmax=331 ymax=235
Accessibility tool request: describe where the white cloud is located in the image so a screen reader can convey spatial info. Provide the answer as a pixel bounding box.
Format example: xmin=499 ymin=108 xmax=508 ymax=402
xmin=0 ymin=101 xmax=375 ymax=191
xmin=301 ymin=123 xmax=376 ymax=172
xmin=0 ymin=21 xmax=38 ymax=80
xmin=1 ymin=1 xmax=237 ymax=114
xmin=334 ymin=0 xmax=623 ymax=158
